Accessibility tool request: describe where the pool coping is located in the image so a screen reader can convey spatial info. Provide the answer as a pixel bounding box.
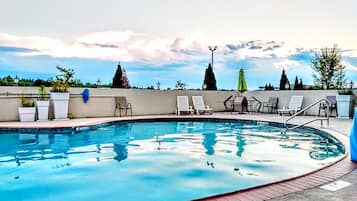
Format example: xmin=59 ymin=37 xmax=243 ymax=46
xmin=0 ymin=115 xmax=356 ymax=201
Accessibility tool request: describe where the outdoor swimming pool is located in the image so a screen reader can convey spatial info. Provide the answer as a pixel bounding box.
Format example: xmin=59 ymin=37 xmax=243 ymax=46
xmin=0 ymin=119 xmax=345 ymax=201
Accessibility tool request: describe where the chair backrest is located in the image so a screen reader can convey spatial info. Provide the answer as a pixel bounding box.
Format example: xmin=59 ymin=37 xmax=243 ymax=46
xmin=234 ymin=96 xmax=248 ymax=105
xmin=177 ymin=96 xmax=190 ymax=109
xmin=192 ymin=96 xmax=205 ymax=110
xmin=326 ymin=96 xmax=337 ymax=105
xmin=115 ymin=96 xmax=127 ymax=106
xmin=289 ymin=95 xmax=303 ymax=110
xmin=268 ymin=97 xmax=278 ymax=106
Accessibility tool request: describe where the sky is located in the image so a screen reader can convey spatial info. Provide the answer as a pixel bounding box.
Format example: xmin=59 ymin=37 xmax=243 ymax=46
xmin=0 ymin=0 xmax=357 ymax=89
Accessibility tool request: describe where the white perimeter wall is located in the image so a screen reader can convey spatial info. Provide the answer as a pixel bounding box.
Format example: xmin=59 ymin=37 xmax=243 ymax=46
xmin=0 ymin=86 xmax=355 ymax=122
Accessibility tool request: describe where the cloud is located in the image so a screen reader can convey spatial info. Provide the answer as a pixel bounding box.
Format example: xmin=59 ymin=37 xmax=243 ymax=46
xmin=0 ymin=31 xmax=309 ymax=65
xmin=81 ymin=43 xmax=119 ymax=48
xmin=76 ymin=31 xmax=135 ymax=45
xmin=343 ymin=61 xmax=357 ymax=71
xmin=0 ymin=46 xmax=37 ymax=53
xmin=273 ymin=59 xmax=300 ymax=70
xmin=1 ymin=30 xmax=356 ymax=89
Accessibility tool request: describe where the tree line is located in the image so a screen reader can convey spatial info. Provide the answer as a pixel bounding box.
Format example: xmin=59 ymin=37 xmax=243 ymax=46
xmin=264 ymin=44 xmax=351 ymax=91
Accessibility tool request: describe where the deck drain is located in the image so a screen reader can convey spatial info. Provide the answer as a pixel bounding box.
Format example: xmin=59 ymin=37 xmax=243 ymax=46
xmin=320 ymin=180 xmax=352 ymax=191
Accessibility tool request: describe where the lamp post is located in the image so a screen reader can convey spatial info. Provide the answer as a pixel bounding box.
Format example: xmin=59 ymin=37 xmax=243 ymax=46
xmin=14 ymin=76 xmax=19 ymax=87
xmin=96 ymin=78 xmax=101 ymax=88
xmin=208 ymin=46 xmax=217 ymax=68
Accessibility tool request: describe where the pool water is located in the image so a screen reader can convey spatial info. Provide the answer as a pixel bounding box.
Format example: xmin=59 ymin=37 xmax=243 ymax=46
xmin=0 ymin=120 xmax=344 ymax=201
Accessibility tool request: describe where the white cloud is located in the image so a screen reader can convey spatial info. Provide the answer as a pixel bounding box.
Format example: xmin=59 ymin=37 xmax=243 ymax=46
xmin=273 ymin=59 xmax=300 ymax=70
xmin=76 ymin=31 xmax=135 ymax=45
xmin=0 ymin=32 xmax=295 ymax=63
xmin=0 ymin=30 xmax=355 ymax=77
xmin=343 ymin=61 xmax=357 ymax=71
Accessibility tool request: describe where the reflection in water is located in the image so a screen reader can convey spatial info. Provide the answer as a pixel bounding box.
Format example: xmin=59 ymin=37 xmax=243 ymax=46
xmin=0 ymin=121 xmax=344 ymax=168
xmin=201 ymin=122 xmax=217 ymax=156
xmin=236 ymin=133 xmax=246 ymax=157
xmin=0 ymin=121 xmax=346 ymax=201
xmin=202 ymin=133 xmax=216 ymax=155
xmin=113 ymin=144 xmax=128 ymax=162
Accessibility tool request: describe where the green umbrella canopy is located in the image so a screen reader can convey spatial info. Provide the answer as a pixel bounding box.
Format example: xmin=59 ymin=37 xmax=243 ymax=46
xmin=237 ymin=68 xmax=247 ymax=93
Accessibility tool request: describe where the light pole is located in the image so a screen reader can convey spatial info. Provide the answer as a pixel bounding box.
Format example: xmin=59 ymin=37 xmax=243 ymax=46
xmin=96 ymin=78 xmax=101 ymax=88
xmin=14 ymin=75 xmax=19 ymax=87
xmin=208 ymin=46 xmax=217 ymax=68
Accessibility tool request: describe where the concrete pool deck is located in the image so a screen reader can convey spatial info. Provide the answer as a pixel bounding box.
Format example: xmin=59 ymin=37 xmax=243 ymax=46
xmin=0 ymin=113 xmax=356 ymax=201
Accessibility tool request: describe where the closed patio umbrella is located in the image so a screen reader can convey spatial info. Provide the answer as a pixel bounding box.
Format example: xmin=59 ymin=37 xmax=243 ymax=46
xmin=237 ymin=69 xmax=247 ymax=96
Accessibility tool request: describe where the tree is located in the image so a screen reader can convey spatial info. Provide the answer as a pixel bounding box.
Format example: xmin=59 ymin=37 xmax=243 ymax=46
xmin=175 ymin=80 xmax=187 ymax=90
xmin=311 ymin=44 xmax=346 ymax=89
xmin=299 ymin=78 xmax=303 ymax=89
xmin=279 ymin=69 xmax=289 ymax=90
xmin=264 ymin=83 xmax=274 ymax=90
xmin=293 ymin=76 xmax=304 ymax=90
xmin=335 ymin=64 xmax=346 ymax=89
xmin=122 ymin=68 xmax=130 ymax=88
xmin=293 ymin=76 xmax=299 ymax=90
xmin=203 ymin=63 xmax=217 ymax=90
xmin=112 ymin=62 xmax=124 ymax=88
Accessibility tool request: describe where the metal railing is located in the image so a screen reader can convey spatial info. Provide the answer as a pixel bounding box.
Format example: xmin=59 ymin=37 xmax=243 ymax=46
xmin=284 ymin=98 xmax=331 ymax=130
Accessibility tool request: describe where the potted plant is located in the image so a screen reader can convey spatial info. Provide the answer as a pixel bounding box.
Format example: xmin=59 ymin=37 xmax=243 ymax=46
xmin=50 ymin=66 xmax=75 ymax=120
xmin=336 ymin=88 xmax=355 ymax=119
xmin=18 ymin=95 xmax=35 ymax=122
xmin=36 ymin=85 xmax=49 ymax=121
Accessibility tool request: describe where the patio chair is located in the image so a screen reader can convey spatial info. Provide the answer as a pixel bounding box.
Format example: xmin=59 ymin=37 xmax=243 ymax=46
xmin=262 ymin=97 xmax=279 ymax=113
xmin=318 ymin=96 xmax=337 ymax=117
xmin=233 ymin=96 xmax=248 ymax=113
xmin=250 ymin=96 xmax=262 ymax=112
xmin=223 ymin=95 xmax=234 ymax=111
xmin=278 ymin=95 xmax=304 ymax=115
xmin=114 ymin=96 xmax=132 ymax=117
xmin=176 ymin=96 xmax=194 ymax=115
xmin=192 ymin=96 xmax=213 ymax=115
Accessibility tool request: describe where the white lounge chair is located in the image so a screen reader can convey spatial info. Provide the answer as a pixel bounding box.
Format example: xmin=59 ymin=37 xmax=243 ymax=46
xmin=278 ymin=95 xmax=304 ymax=115
xmin=176 ymin=96 xmax=194 ymax=115
xmin=192 ymin=96 xmax=213 ymax=115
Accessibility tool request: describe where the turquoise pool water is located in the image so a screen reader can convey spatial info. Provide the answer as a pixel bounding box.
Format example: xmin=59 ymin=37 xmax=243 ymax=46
xmin=0 ymin=120 xmax=344 ymax=201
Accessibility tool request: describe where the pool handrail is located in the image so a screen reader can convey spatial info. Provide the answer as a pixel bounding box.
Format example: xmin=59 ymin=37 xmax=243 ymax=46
xmin=284 ymin=98 xmax=331 ymax=130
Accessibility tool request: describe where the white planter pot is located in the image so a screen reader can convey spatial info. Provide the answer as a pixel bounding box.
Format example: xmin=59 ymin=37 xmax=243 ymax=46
xmin=18 ymin=107 xmax=36 ymax=122
xmin=36 ymin=100 xmax=50 ymax=121
xmin=336 ymin=95 xmax=354 ymax=119
xmin=50 ymin=92 xmax=70 ymax=120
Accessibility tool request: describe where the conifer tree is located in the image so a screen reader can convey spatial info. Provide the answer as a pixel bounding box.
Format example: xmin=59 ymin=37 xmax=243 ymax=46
xmin=293 ymin=76 xmax=299 ymax=90
xmin=203 ymin=63 xmax=217 ymax=90
xmin=112 ymin=62 xmax=124 ymax=88
xmin=299 ymin=78 xmax=303 ymax=89
xmin=279 ymin=69 xmax=289 ymax=90
xmin=122 ymin=68 xmax=130 ymax=88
